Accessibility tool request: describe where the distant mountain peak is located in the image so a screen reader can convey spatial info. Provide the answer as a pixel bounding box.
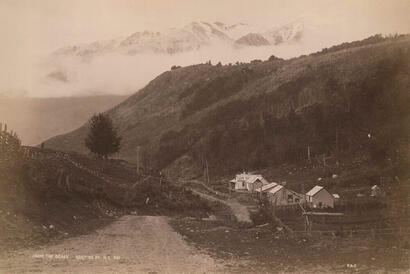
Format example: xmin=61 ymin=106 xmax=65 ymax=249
xmin=235 ymin=33 xmax=270 ymax=46
xmin=265 ymin=20 xmax=305 ymax=45
xmin=52 ymin=20 xmax=306 ymax=59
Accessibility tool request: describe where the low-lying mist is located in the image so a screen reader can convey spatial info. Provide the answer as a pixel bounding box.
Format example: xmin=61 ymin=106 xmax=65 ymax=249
xmin=6 ymin=37 xmax=335 ymax=98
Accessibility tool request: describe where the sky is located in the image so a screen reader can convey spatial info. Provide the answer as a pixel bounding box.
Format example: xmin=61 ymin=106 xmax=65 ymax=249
xmin=0 ymin=0 xmax=409 ymax=97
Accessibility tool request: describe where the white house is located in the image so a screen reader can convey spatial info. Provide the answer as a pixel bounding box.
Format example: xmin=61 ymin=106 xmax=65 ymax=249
xmin=229 ymin=172 xmax=269 ymax=192
xmin=306 ymin=186 xmax=334 ymax=208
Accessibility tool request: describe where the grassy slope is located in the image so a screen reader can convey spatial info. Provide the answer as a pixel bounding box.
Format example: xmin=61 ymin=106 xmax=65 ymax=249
xmin=0 ymin=146 xmax=210 ymax=253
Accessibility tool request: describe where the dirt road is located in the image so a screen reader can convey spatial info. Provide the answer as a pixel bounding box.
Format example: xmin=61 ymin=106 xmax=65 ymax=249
xmin=189 ymin=189 xmax=252 ymax=224
xmin=0 ymin=216 xmax=226 ymax=273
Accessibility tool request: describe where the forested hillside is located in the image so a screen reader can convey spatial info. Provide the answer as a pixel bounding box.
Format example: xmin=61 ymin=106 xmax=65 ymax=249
xmin=44 ymin=35 xmax=410 ymax=179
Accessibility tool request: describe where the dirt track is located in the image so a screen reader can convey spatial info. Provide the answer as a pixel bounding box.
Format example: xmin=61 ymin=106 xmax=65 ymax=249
xmin=0 ymin=216 xmax=226 ymax=273
xmin=189 ymin=188 xmax=252 ymax=224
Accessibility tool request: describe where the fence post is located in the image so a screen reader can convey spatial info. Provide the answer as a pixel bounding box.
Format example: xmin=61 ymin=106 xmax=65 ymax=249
xmin=63 ymin=174 xmax=69 ymax=192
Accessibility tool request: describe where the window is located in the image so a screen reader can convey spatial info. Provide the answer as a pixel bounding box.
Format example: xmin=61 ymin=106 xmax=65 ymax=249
xmin=287 ymin=194 xmax=293 ymax=203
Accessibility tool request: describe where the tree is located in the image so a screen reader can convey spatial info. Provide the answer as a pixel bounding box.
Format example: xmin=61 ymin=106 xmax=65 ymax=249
xmin=85 ymin=113 xmax=121 ymax=158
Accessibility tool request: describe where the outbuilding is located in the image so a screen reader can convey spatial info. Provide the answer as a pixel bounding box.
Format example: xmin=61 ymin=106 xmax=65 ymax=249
xmin=267 ymin=185 xmax=306 ymax=206
xmin=306 ymin=186 xmax=335 ymax=208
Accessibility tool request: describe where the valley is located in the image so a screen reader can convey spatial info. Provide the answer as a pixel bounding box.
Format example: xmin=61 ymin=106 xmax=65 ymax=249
xmin=1 ymin=34 xmax=409 ymax=273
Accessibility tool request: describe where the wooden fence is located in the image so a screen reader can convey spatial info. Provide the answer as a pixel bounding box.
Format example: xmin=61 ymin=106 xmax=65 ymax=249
xmin=291 ymin=226 xmax=409 ymax=239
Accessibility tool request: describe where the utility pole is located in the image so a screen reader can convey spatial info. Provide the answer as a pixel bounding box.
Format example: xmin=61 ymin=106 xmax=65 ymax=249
xmin=205 ymin=158 xmax=209 ymax=184
xmin=136 ymin=146 xmax=140 ymax=174
xmin=336 ymin=127 xmax=339 ymax=153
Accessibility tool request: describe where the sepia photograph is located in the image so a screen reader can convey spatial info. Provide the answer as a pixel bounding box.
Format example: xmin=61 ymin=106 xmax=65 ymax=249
xmin=0 ymin=0 xmax=409 ymax=273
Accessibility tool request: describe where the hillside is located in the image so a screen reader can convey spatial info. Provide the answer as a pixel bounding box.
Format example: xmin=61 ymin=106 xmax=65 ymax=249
xmin=44 ymin=35 xmax=410 ymax=180
xmin=0 ymin=95 xmax=127 ymax=145
xmin=0 ymin=134 xmax=210 ymax=252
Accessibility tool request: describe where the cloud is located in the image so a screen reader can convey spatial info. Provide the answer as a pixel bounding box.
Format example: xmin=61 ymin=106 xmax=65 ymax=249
xmin=28 ymin=34 xmax=341 ymax=98
xmin=1 ymin=1 xmax=409 ymax=97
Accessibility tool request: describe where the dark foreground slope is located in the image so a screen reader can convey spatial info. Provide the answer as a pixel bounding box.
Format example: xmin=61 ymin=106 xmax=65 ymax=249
xmin=0 ymin=141 xmax=209 ymax=253
xmin=44 ymin=35 xmax=410 ymax=178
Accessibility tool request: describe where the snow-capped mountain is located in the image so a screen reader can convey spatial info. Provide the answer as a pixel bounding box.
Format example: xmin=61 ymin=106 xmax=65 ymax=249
xmin=43 ymin=19 xmax=315 ymax=98
xmin=264 ymin=20 xmax=304 ymax=45
xmin=54 ymin=21 xmax=305 ymax=58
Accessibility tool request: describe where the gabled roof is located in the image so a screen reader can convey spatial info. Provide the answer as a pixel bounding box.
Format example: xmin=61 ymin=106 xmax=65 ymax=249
xmin=233 ymin=173 xmax=269 ymax=185
xmin=306 ymin=186 xmax=325 ymax=196
xmin=259 ymin=177 xmax=269 ymax=185
xmin=247 ymin=176 xmax=263 ymax=185
xmin=268 ymin=185 xmax=284 ymax=195
xmin=332 ymin=194 xmax=340 ymax=199
xmin=254 ymin=182 xmax=278 ymax=192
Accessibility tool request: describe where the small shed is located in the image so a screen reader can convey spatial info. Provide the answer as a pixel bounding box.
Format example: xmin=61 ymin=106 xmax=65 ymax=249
xmin=267 ymin=185 xmax=285 ymax=205
xmin=332 ymin=193 xmax=341 ymax=206
xmin=370 ymin=185 xmax=382 ymax=197
xmin=306 ymin=186 xmax=334 ymax=208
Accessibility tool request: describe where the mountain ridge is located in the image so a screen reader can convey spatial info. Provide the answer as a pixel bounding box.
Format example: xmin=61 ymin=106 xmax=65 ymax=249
xmin=53 ymin=21 xmax=305 ymax=58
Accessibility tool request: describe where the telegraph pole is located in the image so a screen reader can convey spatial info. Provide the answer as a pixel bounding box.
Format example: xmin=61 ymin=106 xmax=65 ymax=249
xmin=136 ymin=146 xmax=140 ymax=174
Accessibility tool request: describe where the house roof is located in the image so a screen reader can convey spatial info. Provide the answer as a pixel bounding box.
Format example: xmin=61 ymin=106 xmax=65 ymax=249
xmin=332 ymin=194 xmax=340 ymax=199
xmin=268 ymin=185 xmax=284 ymax=195
xmin=254 ymin=182 xmax=278 ymax=192
xmin=247 ymin=176 xmax=263 ymax=185
xmin=306 ymin=186 xmax=325 ymax=196
xmin=233 ymin=173 xmax=269 ymax=185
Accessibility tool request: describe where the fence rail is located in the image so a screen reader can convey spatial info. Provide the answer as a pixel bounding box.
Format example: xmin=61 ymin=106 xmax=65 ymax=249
xmin=291 ymin=227 xmax=409 ymax=237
